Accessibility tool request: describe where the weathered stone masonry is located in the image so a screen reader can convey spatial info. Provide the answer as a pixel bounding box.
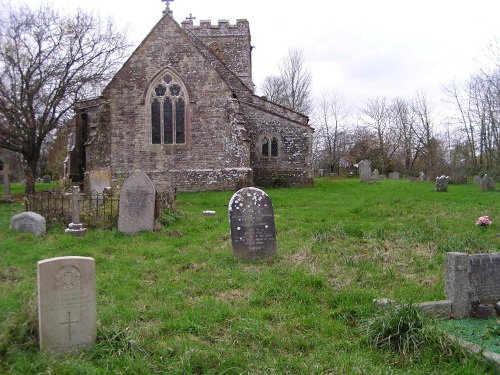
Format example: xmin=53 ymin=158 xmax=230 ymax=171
xmin=73 ymin=11 xmax=313 ymax=192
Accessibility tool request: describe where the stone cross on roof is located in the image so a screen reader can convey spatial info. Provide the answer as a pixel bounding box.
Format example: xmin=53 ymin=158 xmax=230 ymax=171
xmin=186 ymin=13 xmax=196 ymax=21
xmin=161 ymin=0 xmax=174 ymax=13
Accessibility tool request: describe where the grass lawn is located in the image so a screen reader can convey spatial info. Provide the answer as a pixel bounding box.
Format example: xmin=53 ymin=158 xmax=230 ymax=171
xmin=1 ymin=178 xmax=499 ymax=374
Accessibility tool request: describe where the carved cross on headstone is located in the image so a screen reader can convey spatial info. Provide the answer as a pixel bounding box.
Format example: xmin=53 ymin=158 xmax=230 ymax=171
xmin=161 ymin=0 xmax=174 ymax=13
xmin=186 ymin=13 xmax=196 ymax=21
xmin=0 ymin=163 xmax=11 ymax=200
xmin=64 ymin=186 xmax=87 ymax=236
xmin=60 ymin=311 xmax=79 ymax=342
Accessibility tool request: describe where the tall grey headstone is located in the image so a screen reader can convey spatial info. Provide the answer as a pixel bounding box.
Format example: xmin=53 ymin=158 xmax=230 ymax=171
xmin=118 ymin=171 xmax=156 ymax=234
xmin=392 ymin=172 xmax=400 ymax=180
xmin=358 ymin=160 xmax=371 ymax=182
xmin=37 ymin=256 xmax=96 ymax=352
xmin=480 ymin=174 xmax=495 ymax=191
xmin=228 ymin=187 xmax=277 ymax=261
xmin=435 ymin=175 xmax=449 ymax=192
xmin=10 ymin=211 xmax=46 ymax=237
xmin=473 ymin=175 xmax=482 ymax=185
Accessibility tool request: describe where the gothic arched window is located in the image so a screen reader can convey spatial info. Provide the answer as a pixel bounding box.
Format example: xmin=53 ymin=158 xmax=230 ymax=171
xmin=150 ymin=74 xmax=187 ymax=145
xmin=262 ymin=137 xmax=269 ymax=157
xmin=271 ymin=137 xmax=279 ymax=157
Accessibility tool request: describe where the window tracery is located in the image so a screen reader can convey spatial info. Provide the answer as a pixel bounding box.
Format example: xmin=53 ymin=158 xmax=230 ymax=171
xmin=150 ymin=74 xmax=186 ymax=145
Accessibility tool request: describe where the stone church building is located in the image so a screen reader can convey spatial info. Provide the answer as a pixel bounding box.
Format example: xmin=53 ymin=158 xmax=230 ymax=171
xmin=71 ymin=6 xmax=313 ymax=192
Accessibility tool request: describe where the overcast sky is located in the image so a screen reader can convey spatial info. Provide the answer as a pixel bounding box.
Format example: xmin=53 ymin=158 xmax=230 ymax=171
xmin=36 ymin=0 xmax=500 ymax=114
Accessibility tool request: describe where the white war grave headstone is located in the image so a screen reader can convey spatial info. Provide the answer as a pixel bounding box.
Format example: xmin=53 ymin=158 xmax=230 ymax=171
xmin=118 ymin=171 xmax=156 ymax=234
xmin=228 ymin=187 xmax=277 ymax=261
xmin=37 ymin=256 xmax=96 ymax=352
xmin=358 ymin=160 xmax=371 ymax=182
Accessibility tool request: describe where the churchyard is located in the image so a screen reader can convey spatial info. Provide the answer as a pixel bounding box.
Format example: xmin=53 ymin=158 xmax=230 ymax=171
xmin=1 ymin=177 xmax=499 ymax=374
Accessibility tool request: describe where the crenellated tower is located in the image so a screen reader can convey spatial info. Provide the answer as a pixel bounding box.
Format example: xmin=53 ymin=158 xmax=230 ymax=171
xmin=181 ymin=18 xmax=254 ymax=91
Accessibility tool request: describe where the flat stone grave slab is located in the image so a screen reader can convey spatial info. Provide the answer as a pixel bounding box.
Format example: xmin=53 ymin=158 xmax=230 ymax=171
xmin=229 ymin=187 xmax=277 ymax=261
xmin=37 ymin=256 xmax=96 ymax=353
xmin=118 ymin=171 xmax=156 ymax=234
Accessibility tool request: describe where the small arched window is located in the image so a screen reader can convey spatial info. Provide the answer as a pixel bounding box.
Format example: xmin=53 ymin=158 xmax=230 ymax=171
xmin=271 ymin=137 xmax=279 ymax=157
xmin=150 ymin=74 xmax=186 ymax=145
xmin=262 ymin=137 xmax=269 ymax=156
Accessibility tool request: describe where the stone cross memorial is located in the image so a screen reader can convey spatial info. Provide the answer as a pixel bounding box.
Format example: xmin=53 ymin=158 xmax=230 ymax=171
xmin=65 ymin=186 xmax=87 ymax=237
xmin=228 ymin=187 xmax=277 ymax=261
xmin=37 ymin=256 xmax=97 ymax=352
xmin=118 ymin=170 xmax=156 ymax=234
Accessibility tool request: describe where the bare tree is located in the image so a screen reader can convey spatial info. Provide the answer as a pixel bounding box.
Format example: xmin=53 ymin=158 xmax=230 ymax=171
xmin=361 ymin=97 xmax=391 ymax=173
xmin=260 ymin=48 xmax=313 ymax=116
xmin=261 ymin=75 xmax=286 ymax=104
xmin=389 ymin=97 xmax=420 ymax=171
xmin=314 ymin=91 xmax=352 ymax=174
xmin=0 ymin=3 xmax=130 ymax=194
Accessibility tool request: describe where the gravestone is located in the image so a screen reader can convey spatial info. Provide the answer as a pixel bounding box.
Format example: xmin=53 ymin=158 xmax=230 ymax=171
xmin=65 ymin=186 xmax=87 ymax=237
xmin=418 ymin=171 xmax=428 ymax=181
xmin=480 ymin=174 xmax=495 ymax=191
xmin=10 ymin=212 xmax=46 ymax=237
xmin=228 ymin=187 xmax=277 ymax=261
xmin=43 ymin=175 xmax=51 ymax=183
xmin=118 ymin=171 xmax=156 ymax=234
xmin=358 ymin=160 xmax=371 ymax=182
xmin=88 ymin=169 xmax=112 ymax=194
xmin=37 ymin=256 xmax=96 ymax=352
xmin=435 ymin=175 xmax=449 ymax=192
xmin=1 ymin=163 xmax=11 ymax=200
xmin=392 ymin=172 xmax=400 ymax=180
xmin=473 ymin=175 xmax=482 ymax=185
xmin=318 ymin=169 xmax=324 ymax=177
xmin=371 ymin=169 xmax=379 ymax=180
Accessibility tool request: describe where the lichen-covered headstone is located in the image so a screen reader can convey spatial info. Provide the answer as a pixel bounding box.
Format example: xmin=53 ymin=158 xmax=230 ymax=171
xmin=371 ymin=169 xmax=380 ymax=180
xmin=435 ymin=175 xmax=449 ymax=192
xmin=358 ymin=160 xmax=371 ymax=182
xmin=10 ymin=211 xmax=46 ymax=236
xmin=37 ymin=256 xmax=96 ymax=352
xmin=118 ymin=171 xmax=156 ymax=234
xmin=228 ymin=187 xmax=277 ymax=261
xmin=480 ymin=174 xmax=495 ymax=191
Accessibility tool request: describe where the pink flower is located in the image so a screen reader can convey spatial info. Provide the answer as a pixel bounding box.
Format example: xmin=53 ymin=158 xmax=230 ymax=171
xmin=476 ymin=216 xmax=492 ymax=226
